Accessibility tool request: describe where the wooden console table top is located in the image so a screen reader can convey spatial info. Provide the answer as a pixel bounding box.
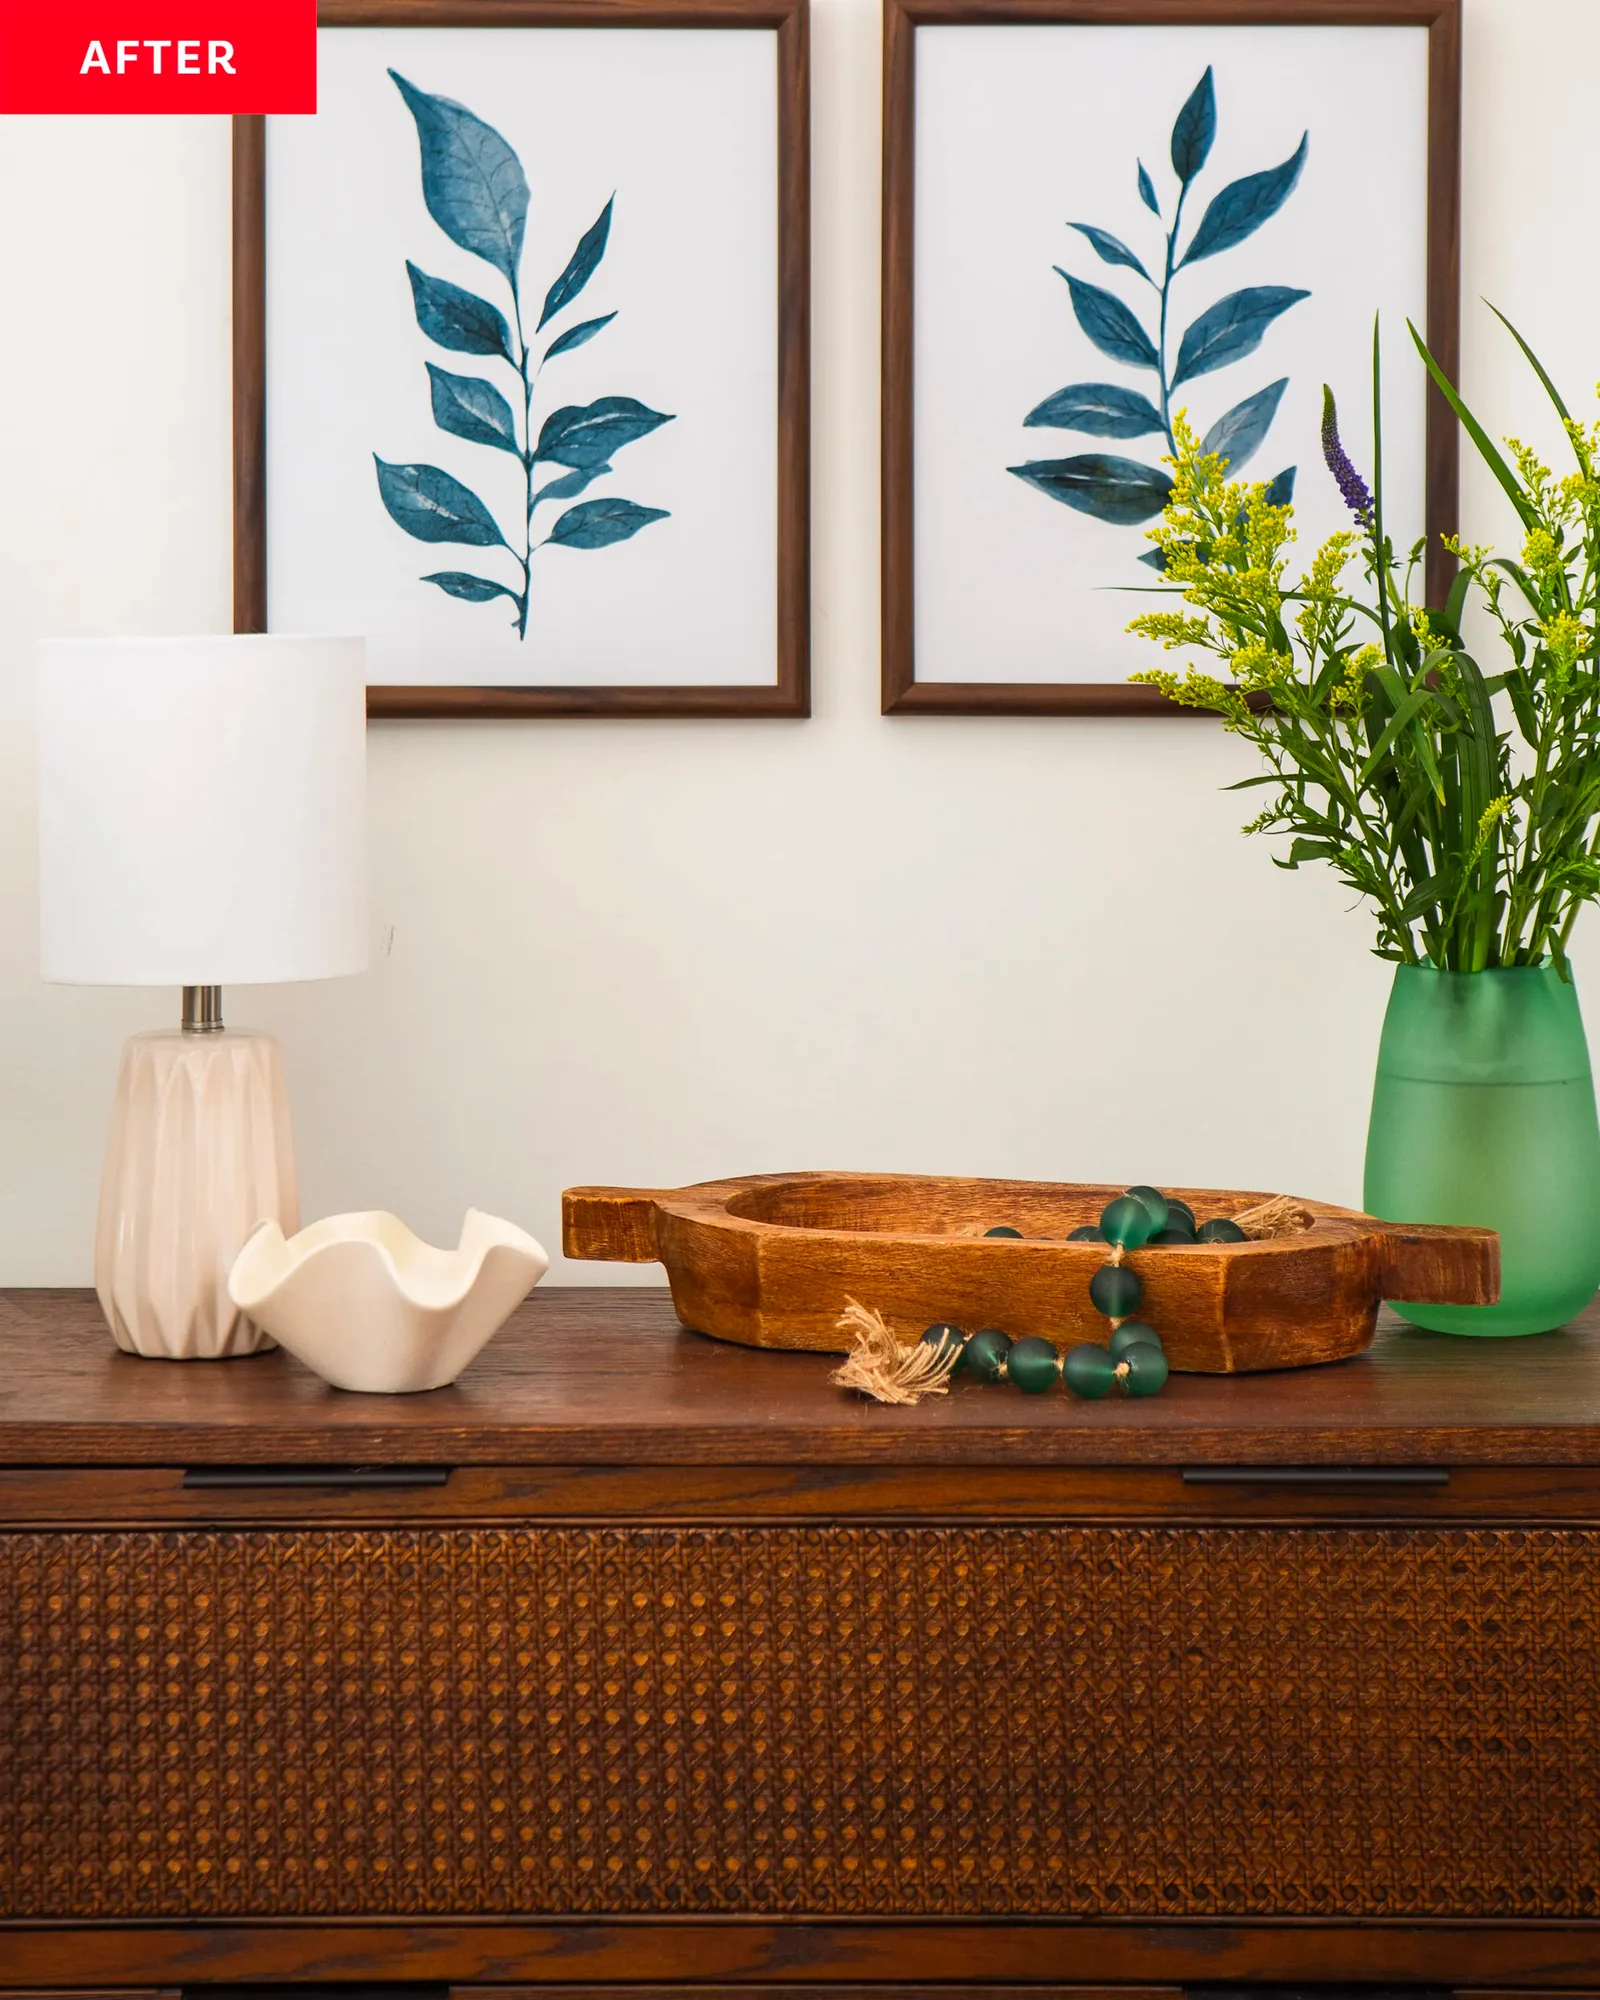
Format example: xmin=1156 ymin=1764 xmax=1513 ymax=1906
xmin=1 ymin=1283 xmax=1596 ymax=1466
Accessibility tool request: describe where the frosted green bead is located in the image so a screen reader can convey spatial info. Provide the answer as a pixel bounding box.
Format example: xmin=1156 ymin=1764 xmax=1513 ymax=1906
xmin=1109 ymin=1320 xmax=1162 ymax=1359
xmin=1067 ymin=1224 xmax=1104 ymax=1243
xmin=1006 ymin=1335 xmax=1060 ymax=1394
xmin=1100 ymin=1196 xmax=1155 ymax=1249
xmin=961 ymin=1327 xmax=1012 ymax=1381
xmin=1088 ymin=1263 xmax=1141 ymax=1319
xmin=1165 ymin=1197 xmax=1197 ymax=1232
xmin=920 ymin=1323 xmax=966 ymax=1366
xmin=1063 ymin=1342 xmax=1117 ymax=1399
xmin=1197 ymin=1217 xmax=1248 ymax=1244
xmin=1126 ymin=1185 xmax=1169 ymax=1232
xmin=1122 ymin=1343 xmax=1170 ymax=1396
xmin=985 ymin=1225 xmax=1024 ymax=1239
xmin=1149 ymin=1225 xmax=1196 ymax=1245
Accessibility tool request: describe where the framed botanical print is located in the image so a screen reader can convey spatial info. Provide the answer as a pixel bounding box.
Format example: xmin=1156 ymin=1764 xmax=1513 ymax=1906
xmin=881 ymin=0 xmax=1461 ymax=715
xmin=235 ymin=0 xmax=808 ymax=718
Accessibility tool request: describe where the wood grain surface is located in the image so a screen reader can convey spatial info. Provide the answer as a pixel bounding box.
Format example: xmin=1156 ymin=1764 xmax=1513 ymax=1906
xmin=17 ymin=1461 xmax=1600 ymax=1527
xmin=879 ymin=0 xmax=1461 ymax=714
xmin=8 ymin=1923 xmax=1600 ymax=1988
xmin=3 ymin=1284 xmax=1600 ymax=1467
xmin=562 ymin=1172 xmax=1498 ymax=1370
xmin=230 ymin=116 xmax=266 ymax=635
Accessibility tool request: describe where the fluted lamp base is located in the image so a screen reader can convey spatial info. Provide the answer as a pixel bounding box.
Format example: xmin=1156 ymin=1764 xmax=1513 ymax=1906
xmin=95 ymin=992 xmax=299 ymax=1359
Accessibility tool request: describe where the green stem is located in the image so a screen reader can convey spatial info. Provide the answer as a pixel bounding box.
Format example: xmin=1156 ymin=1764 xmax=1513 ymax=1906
xmin=1369 ymin=319 xmax=1394 ymax=674
xmin=511 ymin=281 xmax=535 ymax=641
xmin=1156 ymin=183 xmax=1189 ymax=452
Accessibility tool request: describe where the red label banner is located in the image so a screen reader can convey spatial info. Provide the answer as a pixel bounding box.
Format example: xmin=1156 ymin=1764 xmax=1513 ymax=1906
xmin=0 ymin=0 xmax=316 ymax=112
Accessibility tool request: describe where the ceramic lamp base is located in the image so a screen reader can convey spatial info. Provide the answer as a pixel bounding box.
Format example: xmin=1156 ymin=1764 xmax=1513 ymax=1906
xmin=95 ymin=1029 xmax=299 ymax=1359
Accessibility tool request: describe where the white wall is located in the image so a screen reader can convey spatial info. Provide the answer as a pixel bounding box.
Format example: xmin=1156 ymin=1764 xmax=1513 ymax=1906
xmin=1 ymin=0 xmax=1594 ymax=1283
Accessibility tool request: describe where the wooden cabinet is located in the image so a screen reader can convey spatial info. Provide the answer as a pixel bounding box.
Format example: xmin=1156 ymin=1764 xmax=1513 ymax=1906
xmin=8 ymin=1521 xmax=1600 ymax=1924
xmin=5 ymin=1287 xmax=1600 ymax=1987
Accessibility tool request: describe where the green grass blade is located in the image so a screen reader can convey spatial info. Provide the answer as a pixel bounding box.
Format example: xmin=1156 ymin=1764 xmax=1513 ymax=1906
xmin=1358 ymin=685 xmax=1437 ymax=786
xmin=1487 ymin=302 xmax=1574 ymax=428
xmin=1409 ymin=721 xmax=1447 ymax=805
xmin=1372 ymin=316 xmax=1394 ymax=665
xmin=1408 ymin=318 xmax=1536 ymax=530
xmin=1397 ymin=872 xmax=1448 ymax=922
xmin=1444 ymin=565 xmax=1473 ymax=631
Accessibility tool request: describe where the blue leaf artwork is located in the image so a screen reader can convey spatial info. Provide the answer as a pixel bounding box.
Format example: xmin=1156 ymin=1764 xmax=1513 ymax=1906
xmin=1056 ymin=271 xmax=1160 ymax=370
xmin=534 ymin=395 xmax=674 ymax=469
xmin=1066 ymin=222 xmax=1150 ymax=281
xmin=538 ymin=197 xmax=614 ymax=330
xmin=1013 ymin=68 xmax=1309 ymax=536
xmin=1169 ymin=67 xmax=1216 ymax=185
xmin=1199 ymin=377 xmax=1287 ymax=473
xmin=544 ymin=312 xmax=617 ymax=359
xmin=373 ymin=458 xmax=507 ymax=545
xmin=1173 ymin=286 xmax=1309 ymax=386
xmin=1009 ymin=454 xmax=1174 ymax=525
xmin=423 ymin=571 xmax=521 ymax=603
xmin=533 ymin=465 xmax=611 ymax=507
xmin=406 ymin=263 xmax=512 ymax=358
xmin=548 ymin=497 xmax=672 ymax=548
xmin=426 ymin=363 xmax=521 ymax=453
xmin=379 ymin=73 xmax=673 ymax=639
xmin=1136 ymin=161 xmax=1160 ymax=216
xmin=1180 ymin=134 xmax=1308 ymax=266
xmin=390 ymin=71 xmax=528 ymax=284
xmin=1024 ymin=382 xmax=1164 ymax=439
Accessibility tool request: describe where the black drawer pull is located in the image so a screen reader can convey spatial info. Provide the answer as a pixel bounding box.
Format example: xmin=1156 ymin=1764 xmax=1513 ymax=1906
xmin=1183 ymin=1466 xmax=1449 ymax=1488
xmin=180 ymin=1985 xmax=449 ymax=2000
xmin=182 ymin=1464 xmax=452 ymax=1490
xmin=180 ymin=1986 xmax=448 ymax=2000
xmin=1188 ymin=1987 xmax=1452 ymax=2000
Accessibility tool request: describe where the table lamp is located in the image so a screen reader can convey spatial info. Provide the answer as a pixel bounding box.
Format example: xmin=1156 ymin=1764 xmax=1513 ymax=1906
xmin=38 ymin=635 xmax=368 ymax=1360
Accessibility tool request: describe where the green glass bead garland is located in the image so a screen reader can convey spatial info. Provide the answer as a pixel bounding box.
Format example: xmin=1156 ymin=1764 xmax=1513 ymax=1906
xmin=903 ymin=1184 xmax=1257 ymax=1402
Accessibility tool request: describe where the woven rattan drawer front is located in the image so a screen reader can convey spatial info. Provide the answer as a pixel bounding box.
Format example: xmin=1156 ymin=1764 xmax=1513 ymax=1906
xmin=3 ymin=1525 xmax=1595 ymax=1920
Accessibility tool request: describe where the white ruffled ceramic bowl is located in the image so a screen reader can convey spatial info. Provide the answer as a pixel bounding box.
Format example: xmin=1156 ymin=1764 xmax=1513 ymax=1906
xmin=228 ymin=1208 xmax=548 ymax=1392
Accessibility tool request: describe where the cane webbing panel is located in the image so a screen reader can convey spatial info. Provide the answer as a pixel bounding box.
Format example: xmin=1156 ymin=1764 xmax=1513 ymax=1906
xmin=2 ymin=1526 xmax=1593 ymax=1918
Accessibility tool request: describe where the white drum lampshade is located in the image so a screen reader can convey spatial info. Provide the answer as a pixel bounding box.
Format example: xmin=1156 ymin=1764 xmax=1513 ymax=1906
xmin=38 ymin=635 xmax=368 ymax=1360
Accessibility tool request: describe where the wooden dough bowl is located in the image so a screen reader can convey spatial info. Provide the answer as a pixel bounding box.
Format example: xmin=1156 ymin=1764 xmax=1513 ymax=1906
xmin=562 ymin=1173 xmax=1501 ymax=1374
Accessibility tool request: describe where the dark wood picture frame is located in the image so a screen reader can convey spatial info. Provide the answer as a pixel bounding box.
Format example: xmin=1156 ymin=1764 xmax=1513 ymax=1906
xmin=881 ymin=0 xmax=1461 ymax=716
xmin=234 ymin=0 xmax=809 ymax=720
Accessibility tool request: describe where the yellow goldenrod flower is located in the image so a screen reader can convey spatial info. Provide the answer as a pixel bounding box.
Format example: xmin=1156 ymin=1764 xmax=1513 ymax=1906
xmin=1523 ymin=527 xmax=1562 ymax=578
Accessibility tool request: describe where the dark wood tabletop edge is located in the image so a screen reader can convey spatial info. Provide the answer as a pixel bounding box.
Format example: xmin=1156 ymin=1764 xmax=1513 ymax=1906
xmin=6 ymin=1286 xmax=1600 ymax=1468
xmin=6 ymin=1911 xmax=1600 ymax=1992
xmin=5 ymin=1426 xmax=1600 ymax=1467
xmin=10 ymin=1910 xmax=1600 ymax=1929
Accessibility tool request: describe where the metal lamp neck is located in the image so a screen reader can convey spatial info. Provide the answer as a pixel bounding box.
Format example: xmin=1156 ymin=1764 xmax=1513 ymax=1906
xmin=181 ymin=986 xmax=224 ymax=1034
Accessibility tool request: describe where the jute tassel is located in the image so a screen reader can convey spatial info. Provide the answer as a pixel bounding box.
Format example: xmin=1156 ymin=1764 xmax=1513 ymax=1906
xmin=1233 ymin=1194 xmax=1315 ymax=1239
xmin=831 ymin=1300 xmax=958 ymax=1406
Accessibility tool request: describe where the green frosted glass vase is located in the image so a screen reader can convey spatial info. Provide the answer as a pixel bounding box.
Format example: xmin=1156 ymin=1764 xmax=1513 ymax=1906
xmin=1363 ymin=963 xmax=1600 ymax=1335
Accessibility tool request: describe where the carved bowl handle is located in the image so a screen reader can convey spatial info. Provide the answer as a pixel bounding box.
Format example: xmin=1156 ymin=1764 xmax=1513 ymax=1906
xmin=1374 ymin=1221 xmax=1501 ymax=1306
xmin=562 ymin=1186 xmax=672 ymax=1264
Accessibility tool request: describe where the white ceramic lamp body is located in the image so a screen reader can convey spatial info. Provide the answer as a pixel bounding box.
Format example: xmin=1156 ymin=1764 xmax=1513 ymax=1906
xmin=97 ymin=1031 xmax=299 ymax=1358
xmin=38 ymin=635 xmax=367 ymax=1359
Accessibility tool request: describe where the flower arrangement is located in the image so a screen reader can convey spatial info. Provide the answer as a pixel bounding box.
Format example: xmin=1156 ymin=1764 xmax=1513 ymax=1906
xmin=1128 ymin=315 xmax=1600 ymax=976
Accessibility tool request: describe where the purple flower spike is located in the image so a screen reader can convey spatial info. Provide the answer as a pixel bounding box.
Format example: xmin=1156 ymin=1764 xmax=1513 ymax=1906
xmin=1322 ymin=385 xmax=1374 ymax=525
